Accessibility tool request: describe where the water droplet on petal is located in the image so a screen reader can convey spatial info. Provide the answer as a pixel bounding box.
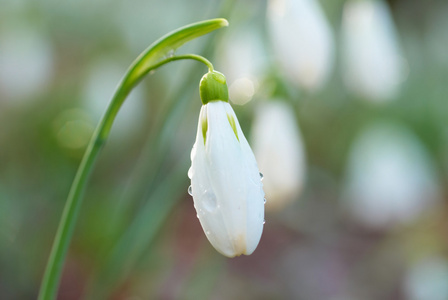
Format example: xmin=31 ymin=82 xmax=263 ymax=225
xmin=196 ymin=214 xmax=199 ymax=219
xmin=263 ymin=219 xmax=266 ymax=225
xmin=259 ymin=172 xmax=264 ymax=180
xmin=263 ymin=198 xmax=266 ymax=204
xmin=202 ymin=189 xmax=218 ymax=212
xmin=188 ymin=166 xmax=194 ymax=179
xmin=206 ymin=231 xmax=210 ymax=235
xmin=188 ymin=185 xmax=193 ymax=196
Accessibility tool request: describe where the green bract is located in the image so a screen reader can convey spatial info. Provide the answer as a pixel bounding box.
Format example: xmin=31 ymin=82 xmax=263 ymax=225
xmin=199 ymin=71 xmax=229 ymax=104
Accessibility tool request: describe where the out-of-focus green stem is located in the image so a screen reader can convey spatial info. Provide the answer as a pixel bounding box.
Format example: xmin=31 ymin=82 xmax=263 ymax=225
xmin=38 ymin=19 xmax=227 ymax=300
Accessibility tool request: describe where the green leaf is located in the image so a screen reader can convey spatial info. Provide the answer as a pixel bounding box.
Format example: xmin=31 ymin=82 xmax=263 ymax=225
xmin=126 ymin=18 xmax=228 ymax=86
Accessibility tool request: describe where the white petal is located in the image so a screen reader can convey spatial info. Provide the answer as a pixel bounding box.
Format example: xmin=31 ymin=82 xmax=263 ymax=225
xmin=190 ymin=101 xmax=264 ymax=257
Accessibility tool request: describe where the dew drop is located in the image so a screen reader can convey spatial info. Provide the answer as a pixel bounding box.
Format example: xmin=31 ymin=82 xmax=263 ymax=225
xmin=202 ymin=189 xmax=218 ymax=212
xmin=263 ymin=198 xmax=266 ymax=204
xmin=187 ymin=167 xmax=193 ymax=179
xmin=166 ymin=49 xmax=175 ymax=58
xmin=263 ymin=219 xmax=266 ymax=225
xmin=196 ymin=214 xmax=199 ymax=219
xmin=206 ymin=231 xmax=210 ymax=235
xmin=187 ymin=185 xmax=193 ymax=196
xmin=259 ymin=172 xmax=264 ymax=180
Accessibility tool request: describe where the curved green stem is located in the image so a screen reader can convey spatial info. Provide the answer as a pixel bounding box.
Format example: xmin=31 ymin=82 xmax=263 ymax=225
xmin=38 ymin=18 xmax=227 ymax=300
xmin=97 ymin=53 xmax=214 ymax=143
xmin=98 ymin=54 xmax=214 ymax=142
xmin=155 ymin=54 xmax=214 ymax=72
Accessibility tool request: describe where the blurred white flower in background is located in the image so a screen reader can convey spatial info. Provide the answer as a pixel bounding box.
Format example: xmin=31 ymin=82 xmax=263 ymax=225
xmin=343 ymin=122 xmax=441 ymax=229
xmin=251 ymin=100 xmax=306 ymax=211
xmin=0 ymin=26 xmax=54 ymax=106
xmin=267 ymin=0 xmax=334 ymax=92
xmin=82 ymin=57 xmax=146 ymax=140
xmin=216 ymin=27 xmax=267 ymax=105
xmin=341 ymin=0 xmax=407 ymax=102
xmin=404 ymin=256 xmax=448 ymax=300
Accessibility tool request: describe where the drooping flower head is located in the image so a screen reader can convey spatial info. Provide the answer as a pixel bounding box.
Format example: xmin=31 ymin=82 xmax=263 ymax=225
xmin=341 ymin=0 xmax=406 ymax=102
xmin=188 ymin=71 xmax=265 ymax=257
xmin=267 ymin=0 xmax=334 ymax=92
xmin=343 ymin=122 xmax=441 ymax=229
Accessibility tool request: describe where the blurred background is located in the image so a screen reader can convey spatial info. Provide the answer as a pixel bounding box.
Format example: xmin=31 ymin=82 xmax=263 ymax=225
xmin=1 ymin=0 xmax=448 ymax=299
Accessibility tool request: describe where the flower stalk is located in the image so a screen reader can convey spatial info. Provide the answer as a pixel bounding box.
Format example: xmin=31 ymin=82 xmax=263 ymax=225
xmin=38 ymin=18 xmax=228 ymax=300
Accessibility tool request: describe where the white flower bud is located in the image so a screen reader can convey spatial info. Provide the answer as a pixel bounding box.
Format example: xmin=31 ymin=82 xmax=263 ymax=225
xmin=343 ymin=122 xmax=441 ymax=229
xmin=341 ymin=0 xmax=406 ymax=102
xmin=267 ymin=0 xmax=334 ymax=91
xmin=189 ymin=72 xmax=265 ymax=257
xmin=251 ymin=101 xmax=306 ymax=211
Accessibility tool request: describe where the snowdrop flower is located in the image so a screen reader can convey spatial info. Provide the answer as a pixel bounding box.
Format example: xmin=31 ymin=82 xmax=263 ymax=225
xmin=188 ymin=71 xmax=265 ymax=257
xmin=341 ymin=0 xmax=406 ymax=102
xmin=267 ymin=0 xmax=334 ymax=91
xmin=251 ymin=101 xmax=306 ymax=211
xmin=343 ymin=122 xmax=440 ymax=229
